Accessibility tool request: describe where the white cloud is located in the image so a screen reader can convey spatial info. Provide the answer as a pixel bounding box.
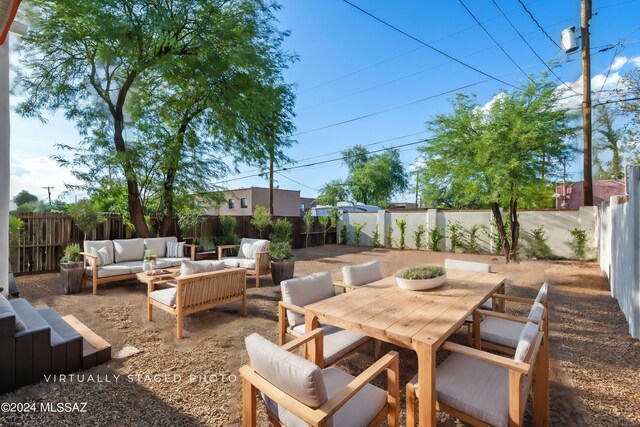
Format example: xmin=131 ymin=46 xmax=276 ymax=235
xmin=632 ymin=56 xmax=640 ymax=68
xmin=10 ymin=156 xmax=83 ymax=203
xmin=610 ymin=56 xmax=628 ymax=71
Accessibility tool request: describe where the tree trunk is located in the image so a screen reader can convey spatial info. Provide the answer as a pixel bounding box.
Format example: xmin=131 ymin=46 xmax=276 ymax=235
xmin=490 ymin=202 xmax=511 ymax=263
xmin=509 ymin=197 xmax=520 ymax=263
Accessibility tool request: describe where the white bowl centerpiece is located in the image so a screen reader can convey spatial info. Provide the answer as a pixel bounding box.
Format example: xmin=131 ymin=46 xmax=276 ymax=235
xmin=394 ymin=265 xmax=447 ymax=291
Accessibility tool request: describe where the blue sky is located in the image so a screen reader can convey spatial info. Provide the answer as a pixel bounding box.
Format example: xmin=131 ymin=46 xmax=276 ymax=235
xmin=8 ymin=0 xmax=640 ymax=204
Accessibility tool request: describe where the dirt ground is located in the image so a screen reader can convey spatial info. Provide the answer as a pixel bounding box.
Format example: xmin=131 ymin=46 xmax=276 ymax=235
xmin=2 ymin=245 xmax=639 ymax=426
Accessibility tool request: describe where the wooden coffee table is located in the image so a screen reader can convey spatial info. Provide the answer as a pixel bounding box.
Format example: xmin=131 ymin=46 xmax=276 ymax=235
xmin=136 ymin=268 xmax=180 ymax=287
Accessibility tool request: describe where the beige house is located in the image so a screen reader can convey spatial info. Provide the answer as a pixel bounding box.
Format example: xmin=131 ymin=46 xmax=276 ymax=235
xmin=202 ymin=187 xmax=314 ymax=217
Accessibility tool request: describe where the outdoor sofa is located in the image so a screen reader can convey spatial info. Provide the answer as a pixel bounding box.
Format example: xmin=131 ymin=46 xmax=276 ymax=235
xmin=81 ymin=237 xmax=195 ymax=295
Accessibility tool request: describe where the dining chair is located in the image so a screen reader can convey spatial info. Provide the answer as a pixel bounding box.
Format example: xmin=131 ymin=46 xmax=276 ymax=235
xmin=278 ymin=272 xmax=372 ymax=368
xmin=406 ymin=322 xmax=548 ymax=427
xmin=240 ymin=330 xmax=400 ymax=427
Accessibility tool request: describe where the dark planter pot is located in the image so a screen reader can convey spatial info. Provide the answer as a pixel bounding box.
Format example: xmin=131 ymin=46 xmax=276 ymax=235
xmin=60 ymin=261 xmax=85 ymax=294
xmin=270 ymin=259 xmax=295 ymax=286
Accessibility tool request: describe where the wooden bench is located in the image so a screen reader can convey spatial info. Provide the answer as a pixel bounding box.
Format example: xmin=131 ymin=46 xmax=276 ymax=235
xmin=147 ymin=268 xmax=247 ymax=338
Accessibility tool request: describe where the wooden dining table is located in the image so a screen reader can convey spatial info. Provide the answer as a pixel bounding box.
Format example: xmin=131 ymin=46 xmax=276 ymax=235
xmin=304 ymin=269 xmax=506 ymax=427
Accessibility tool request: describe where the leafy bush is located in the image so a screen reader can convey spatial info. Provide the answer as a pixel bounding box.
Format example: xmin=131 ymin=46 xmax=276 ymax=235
xmin=396 ymin=265 xmax=445 ymax=280
xmin=318 ymin=216 xmax=330 ymax=245
xmin=218 ymin=216 xmax=240 ymax=245
xmin=304 ymin=209 xmax=314 ymax=248
xmin=487 ymin=217 xmax=511 ymax=255
xmin=340 ymin=223 xmax=348 ymax=245
xmin=428 ymin=227 xmax=443 ymax=251
xmin=353 ymin=222 xmax=366 ymax=246
xmin=270 ymin=218 xmax=293 ymax=244
xmin=414 ymin=224 xmax=426 ymax=250
xmin=386 ymin=225 xmax=393 ymax=248
xmin=67 ymin=200 xmax=104 ymax=238
xmin=569 ymin=228 xmax=589 ymax=260
xmin=251 ymin=205 xmax=272 ymax=238
xmin=396 ymin=219 xmax=407 ymax=249
xmin=61 ymin=244 xmax=82 ymax=262
xmin=8 ymin=216 xmax=23 ymax=271
xmin=523 ymin=226 xmax=553 ymax=259
xmin=464 ymin=224 xmax=482 ymax=254
xmin=447 ymin=220 xmax=464 ymax=252
xmin=270 ymin=242 xmax=294 ymax=261
xmin=177 ymin=206 xmax=204 ymax=239
xmin=199 ymin=235 xmax=215 ymax=251
xmin=372 ymin=227 xmax=381 ymax=248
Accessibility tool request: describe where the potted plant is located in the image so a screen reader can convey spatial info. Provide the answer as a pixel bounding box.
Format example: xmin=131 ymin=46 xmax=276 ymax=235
xmin=394 ymin=265 xmax=447 ymax=291
xmin=60 ymin=244 xmax=84 ymax=294
xmin=270 ymin=242 xmax=295 ymax=285
xmin=142 ymin=249 xmax=157 ymax=272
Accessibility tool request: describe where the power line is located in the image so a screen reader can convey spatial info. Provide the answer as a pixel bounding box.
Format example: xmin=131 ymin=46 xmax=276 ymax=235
xmin=342 ymin=0 xmax=519 ymax=90
xmin=489 ymin=0 xmax=580 ymax=96
xmin=457 ymin=0 xmax=531 ymax=81
xmin=598 ymin=45 xmax=624 ymax=95
xmin=274 ymin=171 xmax=319 ymax=192
xmin=516 ymin=0 xmax=562 ymax=50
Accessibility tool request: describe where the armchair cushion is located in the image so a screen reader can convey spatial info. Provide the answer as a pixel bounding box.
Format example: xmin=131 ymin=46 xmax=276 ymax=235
xmin=528 ymin=301 xmax=545 ymax=321
xmin=281 ymin=272 xmax=334 ymax=327
xmin=221 ymin=257 xmax=256 ymax=269
xmin=113 ymin=238 xmax=145 ymax=263
xmin=144 ymin=237 xmax=177 ymax=258
xmin=238 ymin=238 xmax=270 ymax=260
xmin=291 ymin=324 xmax=370 ymax=366
xmin=342 ymin=260 xmax=382 ymax=286
xmin=480 ymin=317 xmax=523 ymax=349
xmin=245 ymin=333 xmax=327 ymax=408
xmin=514 ymin=322 xmax=539 ymax=362
xmin=180 ymin=260 xmax=226 ymax=276
xmin=149 ymin=288 xmax=177 ymax=308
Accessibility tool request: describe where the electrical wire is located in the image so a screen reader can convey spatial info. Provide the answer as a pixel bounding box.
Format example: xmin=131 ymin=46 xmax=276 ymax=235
xmin=489 ymin=0 xmax=580 ymax=96
xmin=458 ymin=0 xmax=531 ymax=81
xmin=274 ymin=171 xmax=319 ymax=192
xmin=598 ymin=45 xmax=624 ymax=95
xmin=516 ymin=0 xmax=562 ymax=50
xmin=341 ymin=0 xmax=519 ymax=90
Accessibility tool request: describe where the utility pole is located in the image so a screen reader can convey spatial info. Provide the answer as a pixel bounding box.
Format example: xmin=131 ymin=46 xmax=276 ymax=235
xmin=42 ymin=186 xmax=54 ymax=205
xmin=269 ymin=149 xmax=274 ymax=215
xmin=581 ymin=0 xmax=593 ymax=206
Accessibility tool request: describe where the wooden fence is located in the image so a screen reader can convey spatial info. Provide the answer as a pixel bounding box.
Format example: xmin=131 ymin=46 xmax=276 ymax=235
xmin=11 ymin=213 xmax=336 ymax=274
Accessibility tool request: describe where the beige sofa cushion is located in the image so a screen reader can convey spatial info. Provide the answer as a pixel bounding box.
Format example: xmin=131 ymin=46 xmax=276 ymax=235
xmin=84 ymin=240 xmax=114 ymax=266
xmin=113 ymin=238 xmax=145 ymax=263
xmin=144 ymin=237 xmax=177 ymax=258
xmin=281 ymin=272 xmax=334 ymax=327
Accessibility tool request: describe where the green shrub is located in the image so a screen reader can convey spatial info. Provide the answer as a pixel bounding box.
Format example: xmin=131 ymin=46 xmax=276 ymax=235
xmin=61 ymin=244 xmax=82 ymax=262
xmin=464 ymin=224 xmax=482 ymax=254
xmin=353 ymin=222 xmax=366 ymax=246
xmin=9 ymin=216 xmax=23 ymax=270
xmin=218 ymin=216 xmax=240 ymax=245
xmin=177 ymin=206 xmax=204 ymax=239
xmin=199 ymin=235 xmax=215 ymax=251
xmin=67 ymin=200 xmax=104 ymax=238
xmin=372 ymin=227 xmax=381 ymax=248
xmin=270 ymin=242 xmax=294 ymax=260
xmin=318 ymin=216 xmax=330 ymax=245
xmin=270 ymin=218 xmax=293 ymax=244
xmin=340 ymin=223 xmax=348 ymax=245
xmin=386 ymin=225 xmax=393 ymax=248
xmin=304 ymin=210 xmax=314 ymax=248
xmin=250 ymin=205 xmax=272 ymax=238
xmin=447 ymin=220 xmax=464 ymax=252
xmin=396 ymin=219 xmax=407 ymax=249
xmin=428 ymin=227 xmax=443 ymax=251
xmin=523 ymin=226 xmax=553 ymax=259
xmin=396 ymin=265 xmax=445 ymax=280
xmin=414 ymin=224 xmax=426 ymax=250
xmin=569 ymin=228 xmax=589 ymax=260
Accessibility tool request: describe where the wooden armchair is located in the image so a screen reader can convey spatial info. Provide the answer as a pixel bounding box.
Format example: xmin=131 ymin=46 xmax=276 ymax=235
xmin=240 ymin=329 xmax=399 ymax=427
xmin=218 ymin=238 xmax=270 ymax=287
xmin=406 ymin=322 xmax=549 ymax=427
xmin=278 ymin=272 xmax=373 ymax=368
xmin=147 ymin=268 xmax=246 ymax=338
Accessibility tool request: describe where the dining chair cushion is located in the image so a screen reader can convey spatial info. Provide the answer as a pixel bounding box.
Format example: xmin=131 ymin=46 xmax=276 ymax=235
xmin=281 ymin=272 xmax=335 ymax=327
xmin=149 ymin=288 xmax=177 ymax=308
xmin=528 ymin=301 xmax=545 ymax=321
xmin=534 ymin=282 xmax=549 ymax=306
xmin=290 ymin=324 xmax=370 ymax=366
xmin=444 ymin=259 xmax=491 ymax=273
xmin=514 ymin=322 xmax=539 ymax=362
xmin=245 ymin=333 xmax=327 ymax=409
xmin=435 ymin=353 xmax=525 ymax=427
xmin=479 ymin=317 xmax=524 ymax=349
xmin=342 ymin=260 xmax=382 ymax=286
xmin=264 ymin=367 xmax=387 ymax=427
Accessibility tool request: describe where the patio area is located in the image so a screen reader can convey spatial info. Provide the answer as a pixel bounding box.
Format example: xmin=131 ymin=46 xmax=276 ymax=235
xmin=2 ymin=245 xmax=639 ymax=426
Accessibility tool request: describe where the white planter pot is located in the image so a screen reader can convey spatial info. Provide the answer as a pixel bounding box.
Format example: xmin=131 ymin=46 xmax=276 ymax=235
xmin=395 ymin=273 xmax=446 ymax=291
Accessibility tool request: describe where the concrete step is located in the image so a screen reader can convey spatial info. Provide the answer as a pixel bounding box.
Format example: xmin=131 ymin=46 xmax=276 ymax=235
xmin=61 ymin=315 xmax=111 ymax=370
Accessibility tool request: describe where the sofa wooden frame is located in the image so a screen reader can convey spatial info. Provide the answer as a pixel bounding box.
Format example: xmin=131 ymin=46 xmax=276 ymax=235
xmin=239 ymin=329 xmax=400 ymax=427
xmin=217 ymin=245 xmax=270 ymax=288
xmin=147 ymin=267 xmax=247 ymax=339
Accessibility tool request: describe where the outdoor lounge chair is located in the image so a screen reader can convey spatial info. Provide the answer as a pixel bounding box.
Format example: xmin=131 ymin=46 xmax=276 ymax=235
xmin=240 ymin=330 xmax=400 ymax=427
xmin=147 ymin=267 xmax=246 ymax=338
xmin=278 ymin=272 xmax=372 ymax=368
xmin=341 ymin=260 xmax=382 ymax=289
xmin=406 ymin=322 xmax=549 ymax=427
xmin=217 ymin=238 xmax=270 ymax=288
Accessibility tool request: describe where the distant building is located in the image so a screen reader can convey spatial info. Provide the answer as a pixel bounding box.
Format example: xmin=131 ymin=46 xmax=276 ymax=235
xmin=389 ymin=202 xmax=418 ymax=209
xmin=555 ymin=179 xmax=625 ymax=209
xmin=201 ymin=187 xmax=314 ymax=217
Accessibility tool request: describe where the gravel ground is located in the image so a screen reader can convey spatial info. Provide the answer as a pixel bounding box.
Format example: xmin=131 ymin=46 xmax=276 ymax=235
xmin=2 ymin=245 xmax=639 ymax=426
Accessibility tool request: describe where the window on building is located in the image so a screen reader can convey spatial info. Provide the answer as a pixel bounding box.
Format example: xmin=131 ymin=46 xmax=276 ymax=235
xmin=241 ymin=198 xmax=248 ymax=208
xmin=228 ymin=199 xmax=235 ymax=209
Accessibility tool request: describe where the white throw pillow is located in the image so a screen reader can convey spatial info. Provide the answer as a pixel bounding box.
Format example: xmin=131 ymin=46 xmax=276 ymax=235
xmin=90 ymin=247 xmax=113 ymax=266
xmin=166 ymin=241 xmax=185 ymax=258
